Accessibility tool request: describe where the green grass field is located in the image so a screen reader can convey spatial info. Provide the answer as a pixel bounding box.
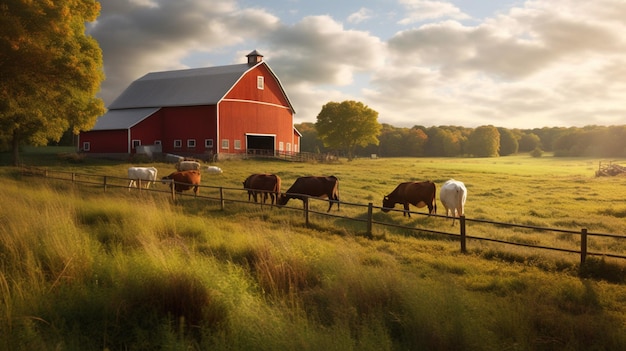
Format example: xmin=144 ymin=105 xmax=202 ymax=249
xmin=1 ymin=148 xmax=625 ymax=350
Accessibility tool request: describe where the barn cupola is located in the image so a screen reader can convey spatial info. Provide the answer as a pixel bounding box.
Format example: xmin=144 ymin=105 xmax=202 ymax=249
xmin=246 ymin=50 xmax=263 ymax=65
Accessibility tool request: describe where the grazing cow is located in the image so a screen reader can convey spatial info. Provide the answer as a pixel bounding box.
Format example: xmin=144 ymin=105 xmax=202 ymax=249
xmin=175 ymin=160 xmax=201 ymax=171
xmin=440 ymin=179 xmax=467 ymax=226
xmin=243 ymin=174 xmax=281 ymax=205
xmin=382 ymin=181 xmax=437 ymax=218
xmin=206 ymin=166 xmax=223 ymax=174
xmin=277 ymin=176 xmax=340 ymax=212
xmin=127 ymin=167 xmax=158 ymax=189
xmin=162 ymin=170 xmax=201 ymax=196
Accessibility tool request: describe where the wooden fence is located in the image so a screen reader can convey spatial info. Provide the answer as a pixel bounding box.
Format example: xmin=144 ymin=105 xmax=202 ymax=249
xmin=20 ymin=167 xmax=626 ymax=264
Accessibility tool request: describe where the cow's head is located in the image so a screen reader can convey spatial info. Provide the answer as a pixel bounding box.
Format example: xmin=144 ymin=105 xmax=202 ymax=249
xmin=276 ymin=194 xmax=289 ymax=207
xmin=381 ymin=196 xmax=394 ymax=212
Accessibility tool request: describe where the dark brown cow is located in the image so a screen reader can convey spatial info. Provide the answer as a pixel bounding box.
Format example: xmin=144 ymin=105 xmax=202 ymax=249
xmin=243 ymin=174 xmax=281 ymax=205
xmin=162 ymin=170 xmax=201 ymax=196
xmin=382 ymin=181 xmax=437 ymax=217
xmin=277 ymin=176 xmax=340 ymax=212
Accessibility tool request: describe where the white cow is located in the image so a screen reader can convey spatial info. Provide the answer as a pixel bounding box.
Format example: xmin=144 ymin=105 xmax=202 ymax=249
xmin=439 ymin=179 xmax=467 ymax=226
xmin=128 ymin=167 xmax=158 ymax=189
xmin=175 ymin=160 xmax=201 ymax=171
xmin=206 ymin=165 xmax=223 ymax=174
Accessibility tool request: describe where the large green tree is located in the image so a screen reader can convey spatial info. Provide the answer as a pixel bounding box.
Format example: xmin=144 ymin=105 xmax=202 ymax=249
xmin=315 ymin=100 xmax=381 ymax=160
xmin=466 ymin=125 xmax=500 ymax=157
xmin=0 ymin=0 xmax=105 ymax=165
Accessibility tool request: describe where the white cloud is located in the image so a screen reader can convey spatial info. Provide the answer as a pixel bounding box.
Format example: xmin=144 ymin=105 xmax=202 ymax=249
xmin=347 ymin=8 xmax=373 ymax=24
xmin=398 ymin=0 xmax=470 ymax=24
xmin=91 ymin=0 xmax=626 ymax=128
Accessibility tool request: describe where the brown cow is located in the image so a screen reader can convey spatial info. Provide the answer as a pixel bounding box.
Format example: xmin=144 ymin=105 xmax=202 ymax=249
xmin=382 ymin=181 xmax=437 ymax=218
xmin=162 ymin=170 xmax=201 ymax=196
xmin=277 ymin=176 xmax=340 ymax=212
xmin=243 ymin=174 xmax=281 ymax=205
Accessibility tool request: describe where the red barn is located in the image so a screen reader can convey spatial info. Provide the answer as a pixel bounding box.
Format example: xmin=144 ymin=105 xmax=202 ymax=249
xmin=79 ymin=50 xmax=300 ymax=160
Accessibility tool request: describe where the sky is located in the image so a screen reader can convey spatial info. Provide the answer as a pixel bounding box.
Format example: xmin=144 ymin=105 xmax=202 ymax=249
xmin=88 ymin=0 xmax=626 ymax=129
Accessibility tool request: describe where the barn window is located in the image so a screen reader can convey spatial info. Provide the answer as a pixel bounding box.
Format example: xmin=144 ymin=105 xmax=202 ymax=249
xmin=279 ymin=141 xmax=284 ymax=151
xmin=221 ymin=139 xmax=229 ymax=149
xmin=205 ymin=139 xmax=213 ymax=148
xmin=234 ymin=140 xmax=241 ymax=150
xmin=174 ymin=139 xmax=182 ymax=148
xmin=132 ymin=140 xmax=141 ymax=149
xmin=257 ymin=76 xmax=264 ymax=90
xmin=187 ymin=139 xmax=196 ymax=148
xmin=154 ymin=140 xmax=162 ymax=146
xmin=287 ymin=143 xmax=291 ymax=152
xmin=82 ymin=142 xmax=90 ymax=151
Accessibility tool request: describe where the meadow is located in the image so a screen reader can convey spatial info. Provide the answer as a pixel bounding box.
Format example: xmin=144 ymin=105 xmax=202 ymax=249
xmin=1 ymin=149 xmax=626 ymax=350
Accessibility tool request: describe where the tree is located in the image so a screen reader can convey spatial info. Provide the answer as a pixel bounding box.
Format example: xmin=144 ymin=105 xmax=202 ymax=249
xmin=0 ymin=0 xmax=105 ymax=165
xmin=295 ymin=122 xmax=325 ymax=153
xmin=466 ymin=125 xmax=500 ymax=157
xmin=497 ymin=127 xmax=519 ymax=156
xmin=315 ymin=100 xmax=381 ymax=160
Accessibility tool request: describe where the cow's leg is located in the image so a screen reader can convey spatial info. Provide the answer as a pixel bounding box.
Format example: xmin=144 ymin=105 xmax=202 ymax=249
xmin=403 ymin=203 xmax=410 ymax=218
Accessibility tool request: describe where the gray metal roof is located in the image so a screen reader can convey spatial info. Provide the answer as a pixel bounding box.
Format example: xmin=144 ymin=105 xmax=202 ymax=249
xmin=108 ymin=63 xmax=252 ymax=109
xmin=90 ymin=107 xmax=160 ymax=130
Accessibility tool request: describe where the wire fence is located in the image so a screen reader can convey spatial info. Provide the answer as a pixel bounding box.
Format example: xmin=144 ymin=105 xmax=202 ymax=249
xmin=20 ymin=166 xmax=626 ymax=263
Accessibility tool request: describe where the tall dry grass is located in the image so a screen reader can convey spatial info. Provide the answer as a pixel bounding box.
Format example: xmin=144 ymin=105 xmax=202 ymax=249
xmin=1 ymin=155 xmax=626 ymax=350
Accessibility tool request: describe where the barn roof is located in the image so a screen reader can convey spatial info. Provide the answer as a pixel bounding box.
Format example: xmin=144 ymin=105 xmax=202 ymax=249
xmin=108 ymin=63 xmax=254 ymax=109
xmin=90 ymin=107 xmax=160 ymax=131
xmin=90 ymin=53 xmax=295 ymax=131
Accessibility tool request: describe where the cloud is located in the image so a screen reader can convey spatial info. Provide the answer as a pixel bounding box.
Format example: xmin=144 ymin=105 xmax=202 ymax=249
xmin=90 ymin=0 xmax=626 ymax=129
xmin=90 ymin=0 xmax=278 ymax=104
xmin=347 ymin=8 xmax=373 ymax=24
xmin=398 ymin=0 xmax=470 ymax=24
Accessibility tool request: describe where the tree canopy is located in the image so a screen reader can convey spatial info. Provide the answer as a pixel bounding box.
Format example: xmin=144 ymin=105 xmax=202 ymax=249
xmin=315 ymin=100 xmax=381 ymax=160
xmin=0 ymin=0 xmax=105 ymax=164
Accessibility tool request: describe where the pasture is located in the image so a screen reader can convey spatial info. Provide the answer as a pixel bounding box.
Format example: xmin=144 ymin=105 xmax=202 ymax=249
xmin=1 ymin=149 xmax=626 ymax=350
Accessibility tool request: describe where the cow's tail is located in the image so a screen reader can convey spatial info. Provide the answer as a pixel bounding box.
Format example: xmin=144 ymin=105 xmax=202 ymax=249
xmin=431 ymin=182 xmax=437 ymax=214
xmin=457 ymin=187 xmax=465 ymax=217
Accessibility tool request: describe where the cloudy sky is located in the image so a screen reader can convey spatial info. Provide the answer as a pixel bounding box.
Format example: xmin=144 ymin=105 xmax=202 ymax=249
xmin=88 ymin=0 xmax=626 ymax=129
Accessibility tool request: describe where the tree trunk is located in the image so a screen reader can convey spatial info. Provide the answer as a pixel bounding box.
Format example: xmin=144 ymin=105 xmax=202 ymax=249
xmin=12 ymin=129 xmax=20 ymax=166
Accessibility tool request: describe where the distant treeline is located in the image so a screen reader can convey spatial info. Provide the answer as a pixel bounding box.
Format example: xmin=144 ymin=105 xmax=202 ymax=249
xmin=296 ymin=123 xmax=626 ymax=158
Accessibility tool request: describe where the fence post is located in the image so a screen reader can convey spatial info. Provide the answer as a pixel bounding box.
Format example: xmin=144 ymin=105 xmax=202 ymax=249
xmin=170 ymin=181 xmax=176 ymax=201
xmin=138 ymin=179 xmax=142 ymax=191
xmin=367 ymin=202 xmax=373 ymax=239
xmin=304 ymin=197 xmax=310 ymax=227
xmin=103 ymin=176 xmax=107 ymax=192
xmin=460 ymin=215 xmax=467 ymax=253
xmin=72 ymin=173 xmax=76 ymax=183
xmin=580 ymin=228 xmax=588 ymax=264
xmin=219 ymin=187 xmax=225 ymax=211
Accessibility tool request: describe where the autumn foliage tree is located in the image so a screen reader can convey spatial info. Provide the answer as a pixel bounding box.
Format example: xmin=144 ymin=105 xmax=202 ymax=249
xmin=315 ymin=100 xmax=382 ymax=160
xmin=466 ymin=125 xmax=500 ymax=157
xmin=0 ymin=0 xmax=105 ymax=165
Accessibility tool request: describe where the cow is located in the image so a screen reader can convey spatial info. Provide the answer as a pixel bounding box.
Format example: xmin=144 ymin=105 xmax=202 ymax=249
xmin=162 ymin=170 xmax=201 ymax=196
xmin=175 ymin=160 xmax=201 ymax=171
xmin=439 ymin=179 xmax=467 ymax=226
xmin=382 ymin=181 xmax=437 ymax=218
xmin=127 ymin=167 xmax=158 ymax=189
xmin=243 ymin=174 xmax=281 ymax=205
xmin=206 ymin=166 xmax=223 ymax=174
xmin=277 ymin=176 xmax=340 ymax=212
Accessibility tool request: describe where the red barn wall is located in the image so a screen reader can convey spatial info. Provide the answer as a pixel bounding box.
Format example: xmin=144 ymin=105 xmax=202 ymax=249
xmin=158 ymin=105 xmax=217 ymax=155
xmin=79 ymin=130 xmax=128 ymax=153
xmin=226 ymin=65 xmax=291 ymax=107
xmin=219 ymin=64 xmax=295 ymax=154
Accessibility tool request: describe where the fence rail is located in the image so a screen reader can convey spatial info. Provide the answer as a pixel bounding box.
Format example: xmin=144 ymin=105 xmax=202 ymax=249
xmin=20 ymin=167 xmax=626 ymax=263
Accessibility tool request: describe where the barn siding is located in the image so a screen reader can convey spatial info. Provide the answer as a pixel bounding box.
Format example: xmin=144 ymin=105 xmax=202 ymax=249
xmin=129 ymin=111 xmax=163 ymax=152
xmin=159 ymin=105 xmax=217 ymax=155
xmin=79 ymin=130 xmax=128 ymax=153
xmin=225 ymin=65 xmax=291 ymax=108
xmin=218 ymin=101 xmax=293 ymax=153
